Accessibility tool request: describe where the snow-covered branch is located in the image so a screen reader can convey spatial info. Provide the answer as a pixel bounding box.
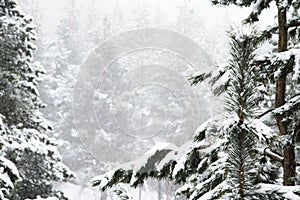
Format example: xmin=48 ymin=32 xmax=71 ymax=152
xmin=287 ymin=18 xmax=300 ymax=28
xmin=256 ymin=147 xmax=300 ymax=166
xmin=256 ymin=147 xmax=283 ymax=163
xmin=91 ymin=142 xmax=181 ymax=190
xmin=272 ymin=94 xmax=300 ymax=116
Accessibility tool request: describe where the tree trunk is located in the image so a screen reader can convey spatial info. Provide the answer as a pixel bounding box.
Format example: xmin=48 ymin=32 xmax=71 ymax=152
xmin=283 ymin=143 xmax=296 ymax=185
xmin=276 ymin=8 xmax=287 ymax=135
xmin=277 ymin=7 xmax=296 ymax=186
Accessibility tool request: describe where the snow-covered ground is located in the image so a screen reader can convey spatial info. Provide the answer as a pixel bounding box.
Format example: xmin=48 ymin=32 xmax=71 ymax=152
xmin=60 ymin=181 xmax=176 ymax=200
xmin=60 ymin=183 xmax=102 ymax=200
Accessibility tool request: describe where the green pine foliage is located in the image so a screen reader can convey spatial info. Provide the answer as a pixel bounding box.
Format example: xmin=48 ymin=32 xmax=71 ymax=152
xmin=91 ymin=0 xmax=300 ymax=198
xmin=210 ymin=0 xmax=300 ymax=27
xmin=189 ymin=0 xmax=300 ymax=186
xmin=225 ymin=28 xmax=260 ymax=120
xmin=92 ymin=27 xmax=300 ymax=199
xmin=227 ymin=123 xmax=257 ymax=199
xmin=0 ymin=115 xmax=20 ymax=200
xmin=113 ymin=183 xmax=133 ymax=200
xmin=225 ymin=29 xmax=260 ymax=199
xmin=0 ymin=0 xmax=44 ymax=130
xmin=0 ymin=0 xmax=74 ymax=199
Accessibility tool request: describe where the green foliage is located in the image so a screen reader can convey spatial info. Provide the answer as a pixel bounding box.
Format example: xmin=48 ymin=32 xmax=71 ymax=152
xmin=0 ymin=0 xmax=45 ymax=130
xmin=225 ymin=29 xmax=260 ymax=199
xmin=56 ymin=5 xmax=83 ymax=65
xmin=225 ymin=27 xmax=261 ymax=120
xmin=0 ymin=1 xmax=74 ymax=199
xmin=227 ymin=123 xmax=258 ymax=199
xmin=112 ymin=183 xmax=133 ymax=200
xmin=92 ymin=26 xmax=300 ymax=199
xmin=92 ymin=0 xmax=300 ymax=198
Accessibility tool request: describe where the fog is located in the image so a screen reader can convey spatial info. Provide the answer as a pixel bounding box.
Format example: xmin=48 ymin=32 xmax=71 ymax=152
xmin=17 ymin=0 xmax=278 ymax=199
xmin=30 ymin=0 xmax=262 ymax=39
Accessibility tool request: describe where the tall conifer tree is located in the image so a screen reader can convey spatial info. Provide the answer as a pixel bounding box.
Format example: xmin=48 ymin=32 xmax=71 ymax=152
xmin=0 ymin=0 xmax=74 ymax=199
xmin=92 ymin=27 xmax=300 ymax=199
xmin=209 ymin=0 xmax=300 ymax=186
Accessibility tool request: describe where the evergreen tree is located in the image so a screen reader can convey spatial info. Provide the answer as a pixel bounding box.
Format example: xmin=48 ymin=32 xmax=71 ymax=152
xmin=38 ymin=0 xmax=96 ymax=184
xmin=56 ymin=0 xmax=83 ymax=65
xmin=208 ymin=0 xmax=300 ymax=186
xmin=0 ymin=115 xmax=20 ymax=200
xmin=91 ymin=27 xmax=300 ymax=199
xmin=112 ymin=183 xmax=133 ymax=200
xmin=0 ymin=0 xmax=74 ymax=199
xmin=225 ymin=28 xmax=261 ymax=199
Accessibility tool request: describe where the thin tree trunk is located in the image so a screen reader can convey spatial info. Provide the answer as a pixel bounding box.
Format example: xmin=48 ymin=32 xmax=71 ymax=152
xmin=283 ymin=143 xmax=297 ymax=185
xmin=277 ymin=7 xmax=296 ymax=186
xmin=276 ymin=8 xmax=287 ymax=135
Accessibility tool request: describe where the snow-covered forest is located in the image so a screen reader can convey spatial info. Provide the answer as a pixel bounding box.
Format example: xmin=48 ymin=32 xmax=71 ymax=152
xmin=0 ymin=0 xmax=300 ymax=199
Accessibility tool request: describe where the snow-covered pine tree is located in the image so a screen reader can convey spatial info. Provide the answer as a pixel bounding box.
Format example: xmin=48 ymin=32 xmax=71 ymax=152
xmin=0 ymin=0 xmax=74 ymax=199
xmin=208 ymin=0 xmax=300 ymax=186
xmin=0 ymin=115 xmax=20 ymax=200
xmin=112 ymin=183 xmax=133 ymax=200
xmin=91 ymin=27 xmax=300 ymax=199
xmin=225 ymin=27 xmax=261 ymax=199
xmin=41 ymin=5 xmax=110 ymax=183
xmin=56 ymin=0 xmax=83 ymax=65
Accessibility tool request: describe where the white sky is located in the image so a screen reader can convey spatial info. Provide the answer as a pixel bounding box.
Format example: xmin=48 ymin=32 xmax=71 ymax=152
xmin=34 ymin=0 xmax=276 ymax=39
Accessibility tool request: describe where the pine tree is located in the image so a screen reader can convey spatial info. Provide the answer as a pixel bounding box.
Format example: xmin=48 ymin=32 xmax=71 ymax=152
xmin=208 ymin=0 xmax=300 ymax=186
xmin=56 ymin=0 xmax=83 ymax=65
xmin=37 ymin=0 xmax=97 ymax=184
xmin=89 ymin=0 xmax=300 ymax=196
xmin=225 ymin=28 xmax=261 ymax=199
xmin=0 ymin=115 xmax=20 ymax=200
xmin=189 ymin=0 xmax=300 ymax=186
xmin=112 ymin=183 xmax=133 ymax=200
xmin=91 ymin=27 xmax=300 ymax=199
xmin=0 ymin=0 xmax=74 ymax=199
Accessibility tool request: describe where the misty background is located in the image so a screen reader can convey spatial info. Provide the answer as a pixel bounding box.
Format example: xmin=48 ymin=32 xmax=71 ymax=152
xmin=17 ymin=0 xmax=276 ymax=199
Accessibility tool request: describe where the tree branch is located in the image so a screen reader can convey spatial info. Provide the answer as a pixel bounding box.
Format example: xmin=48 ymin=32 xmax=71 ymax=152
xmin=257 ymin=147 xmax=283 ymax=162
xmin=256 ymin=108 xmax=274 ymax=119
xmin=287 ymin=19 xmax=300 ymax=29
xmin=194 ymin=141 xmax=212 ymax=150
xmin=256 ymin=147 xmax=300 ymax=166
